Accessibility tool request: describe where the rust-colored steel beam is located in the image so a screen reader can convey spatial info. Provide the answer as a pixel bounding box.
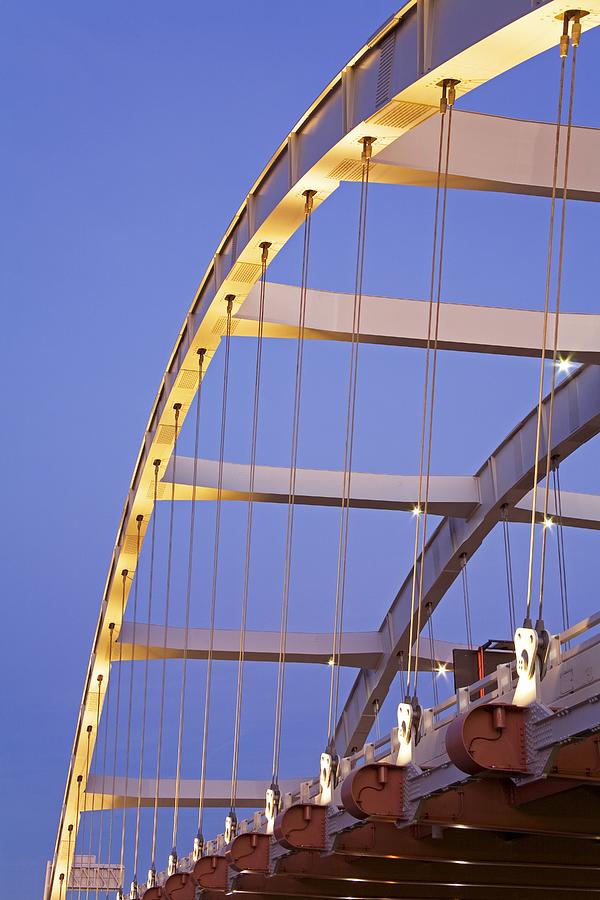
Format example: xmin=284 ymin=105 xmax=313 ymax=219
xmin=420 ymin=778 xmax=600 ymax=837
xmin=333 ymin=818 xmax=600 ymax=867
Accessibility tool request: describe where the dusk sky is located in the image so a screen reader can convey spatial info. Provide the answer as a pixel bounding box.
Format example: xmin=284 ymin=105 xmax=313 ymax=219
xmin=3 ymin=3 xmax=600 ymax=898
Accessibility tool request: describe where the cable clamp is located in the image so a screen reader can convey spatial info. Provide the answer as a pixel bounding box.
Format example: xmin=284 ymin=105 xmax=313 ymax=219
xmin=224 ymin=810 xmax=238 ymax=845
xmin=437 ymin=78 xmax=460 ymax=114
xmin=318 ymin=744 xmax=339 ymax=806
xmin=265 ymin=780 xmax=281 ymax=834
xmin=396 ymin=696 xmax=421 ymax=765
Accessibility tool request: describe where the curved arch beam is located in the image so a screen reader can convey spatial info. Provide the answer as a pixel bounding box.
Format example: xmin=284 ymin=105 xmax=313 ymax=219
xmin=48 ymin=4 xmax=600 ymax=896
xmin=334 ymin=364 xmax=600 ymax=755
xmin=237 ymin=283 xmax=600 ymax=362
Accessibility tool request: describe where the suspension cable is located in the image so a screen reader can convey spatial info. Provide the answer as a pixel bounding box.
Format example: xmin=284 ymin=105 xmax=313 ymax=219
xmin=65 ymin=823 xmax=73 ymax=898
xmin=538 ymin=17 xmax=580 ymax=622
xmin=460 ymin=553 xmax=474 ymax=651
xmin=524 ymin=14 xmax=571 ymax=624
xmin=196 ymin=296 xmax=234 ymax=847
xmin=229 ymin=242 xmax=270 ymax=826
xmin=94 ymin=619 xmax=116 ymax=899
xmin=149 ymin=404 xmax=181 ymax=874
xmin=118 ymin=514 xmax=143 ymax=898
xmin=105 ymin=568 xmax=129 ymax=900
xmin=501 ymin=505 xmax=517 ymax=636
xmin=411 ymin=80 xmax=456 ymax=699
xmin=426 ymin=602 xmax=439 ymax=707
xmin=77 ymin=727 xmax=92 ymax=900
xmin=271 ymin=190 xmax=315 ymax=788
xmin=405 ymin=81 xmax=454 ymax=699
xmin=85 ymin=674 xmax=103 ymax=900
xmin=552 ymin=456 xmax=571 ymax=632
xmin=327 ymin=136 xmax=373 ymax=747
xmin=171 ymin=350 xmax=206 ymax=858
xmin=132 ymin=461 xmax=160 ymax=891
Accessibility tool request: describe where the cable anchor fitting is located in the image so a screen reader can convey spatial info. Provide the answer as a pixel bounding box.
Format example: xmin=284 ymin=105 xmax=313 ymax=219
xmin=192 ymin=830 xmax=204 ymax=861
xmin=360 ymin=136 xmax=374 ymax=162
xmin=302 ymin=188 xmax=316 ymax=215
xmin=259 ymin=241 xmax=271 ymax=266
xmin=224 ymin=809 xmax=238 ymax=844
xmin=437 ymin=78 xmax=460 ymax=114
xmin=396 ymin=695 xmax=422 ymax=765
xmin=265 ymin=779 xmax=281 ymax=834
xmin=318 ymin=741 xmax=339 ymax=806
xmin=167 ymin=847 xmax=178 ymax=876
xmin=146 ymin=865 xmax=156 ymax=889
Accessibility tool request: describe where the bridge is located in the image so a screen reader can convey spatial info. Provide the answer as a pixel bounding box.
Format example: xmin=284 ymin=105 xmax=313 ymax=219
xmin=45 ymin=3 xmax=600 ymax=899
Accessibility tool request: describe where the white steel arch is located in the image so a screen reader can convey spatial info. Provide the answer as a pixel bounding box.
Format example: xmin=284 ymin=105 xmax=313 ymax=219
xmin=47 ymin=3 xmax=600 ymax=897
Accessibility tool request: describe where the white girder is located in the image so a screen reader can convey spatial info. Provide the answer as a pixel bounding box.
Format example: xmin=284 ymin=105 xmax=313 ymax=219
xmin=117 ymin=623 xmax=458 ymax=670
xmin=372 ymin=110 xmax=600 ymax=200
xmin=237 ymin=283 xmax=600 ymax=361
xmin=162 ymin=457 xmax=479 ymax=515
xmin=334 ymin=364 xmax=600 ymax=755
xmin=47 ymin=4 xmax=600 ymax=897
xmin=162 ymin=456 xmax=600 ymax=531
xmin=84 ymin=776 xmax=303 ymax=810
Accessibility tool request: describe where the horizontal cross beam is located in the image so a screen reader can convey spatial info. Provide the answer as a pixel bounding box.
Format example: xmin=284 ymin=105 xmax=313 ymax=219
xmin=162 ymin=457 xmax=478 ymax=514
xmin=117 ymin=624 xmax=457 ymax=671
xmin=371 ymin=109 xmax=600 ymax=201
xmin=84 ymin=776 xmax=303 ymax=810
xmin=163 ymin=457 xmax=600 ymax=530
xmin=236 ymin=283 xmax=600 ymax=362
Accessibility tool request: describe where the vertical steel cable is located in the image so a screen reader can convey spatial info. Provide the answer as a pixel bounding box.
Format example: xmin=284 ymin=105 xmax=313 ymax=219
xmin=66 ymin=823 xmax=73 ymax=897
xmin=229 ymin=243 xmax=270 ymax=819
xmin=150 ymin=404 xmax=181 ymax=873
xmin=501 ymin=506 xmax=516 ymax=636
xmin=460 ymin=554 xmax=474 ymax=651
xmin=69 ymin=779 xmax=82 ymax=900
xmin=524 ymin=21 xmax=569 ymax=623
xmin=328 ymin=137 xmax=373 ymax=742
xmin=426 ymin=602 xmax=439 ymax=707
xmin=118 ymin=515 xmax=143 ymax=896
xmin=197 ymin=297 xmax=234 ymax=844
xmin=171 ymin=349 xmax=206 ymax=854
xmin=538 ymin=26 xmax=580 ymax=622
xmin=412 ymin=94 xmax=455 ymax=698
xmin=94 ymin=621 xmax=116 ymax=899
xmin=271 ymin=192 xmax=314 ymax=786
xmin=132 ymin=462 xmax=160 ymax=890
xmin=106 ymin=568 xmax=129 ymax=899
xmin=85 ymin=675 xmax=103 ymax=900
xmin=405 ymin=98 xmax=447 ymax=697
xmin=552 ymin=458 xmax=570 ymax=632
xmin=75 ymin=768 xmax=86 ymax=900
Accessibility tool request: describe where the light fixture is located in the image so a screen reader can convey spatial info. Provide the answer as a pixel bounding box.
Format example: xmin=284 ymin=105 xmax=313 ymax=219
xmin=436 ymin=662 xmax=447 ymax=676
xmin=543 ymin=516 xmax=554 ymax=530
xmin=412 ymin=505 xmax=422 ymax=517
xmin=556 ymin=356 xmax=573 ymax=374
xmin=328 ymin=656 xmax=335 ymax=666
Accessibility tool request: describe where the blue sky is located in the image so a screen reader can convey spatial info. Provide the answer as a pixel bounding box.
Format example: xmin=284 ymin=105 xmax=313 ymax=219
xmin=2 ymin=3 xmax=600 ymax=897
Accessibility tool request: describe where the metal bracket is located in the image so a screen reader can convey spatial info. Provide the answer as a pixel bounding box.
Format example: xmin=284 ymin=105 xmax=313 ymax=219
xmin=397 ymin=702 xmax=414 ymax=765
xmin=513 ymin=626 xmax=540 ymax=706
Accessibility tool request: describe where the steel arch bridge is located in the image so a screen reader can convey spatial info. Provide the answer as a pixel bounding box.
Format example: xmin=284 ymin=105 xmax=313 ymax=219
xmin=46 ymin=3 xmax=600 ymax=899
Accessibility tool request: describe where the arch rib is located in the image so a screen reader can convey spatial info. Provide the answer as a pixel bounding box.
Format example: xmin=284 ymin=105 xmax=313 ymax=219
xmin=334 ymin=364 xmax=600 ymax=755
xmin=47 ymin=4 xmax=600 ymax=897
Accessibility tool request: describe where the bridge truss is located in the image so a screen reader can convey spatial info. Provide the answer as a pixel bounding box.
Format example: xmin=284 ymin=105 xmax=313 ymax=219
xmin=46 ymin=3 xmax=600 ymax=899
